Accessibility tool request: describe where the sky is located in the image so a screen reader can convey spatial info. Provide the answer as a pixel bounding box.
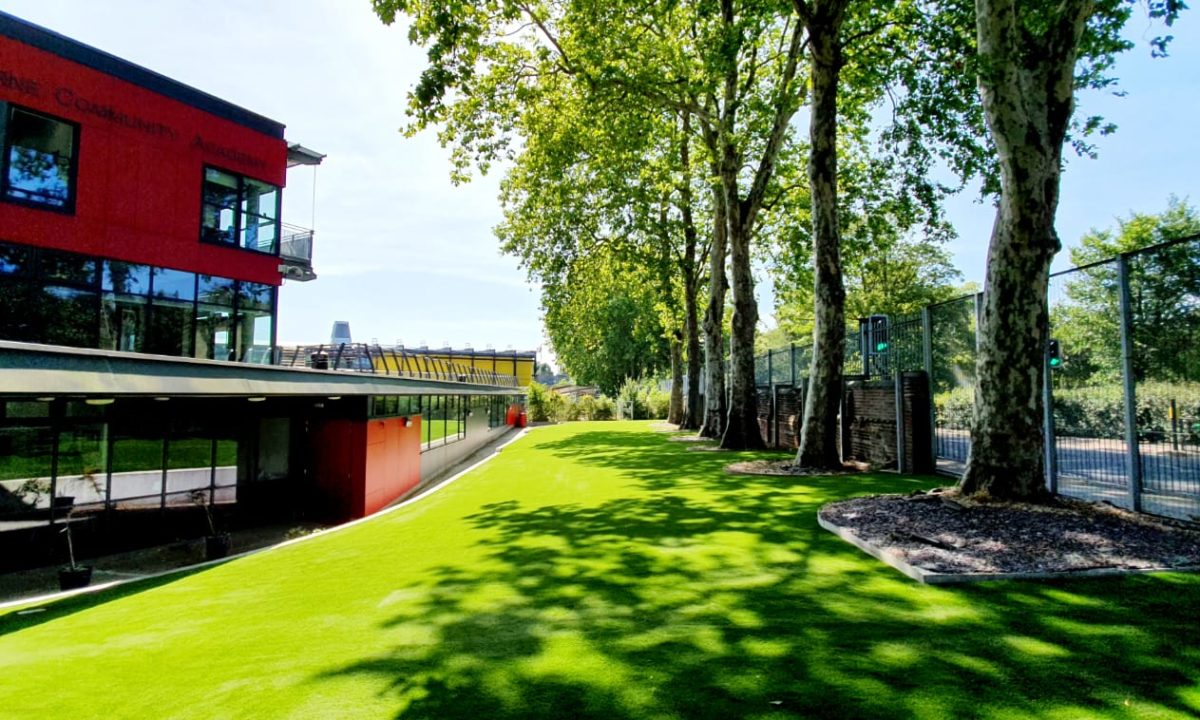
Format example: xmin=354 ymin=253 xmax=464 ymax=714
xmin=4 ymin=1 xmax=1199 ymax=357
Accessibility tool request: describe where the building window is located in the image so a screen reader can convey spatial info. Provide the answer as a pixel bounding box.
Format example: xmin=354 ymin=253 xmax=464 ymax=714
xmin=200 ymin=167 xmax=279 ymax=254
xmin=1 ymin=105 xmax=78 ymax=212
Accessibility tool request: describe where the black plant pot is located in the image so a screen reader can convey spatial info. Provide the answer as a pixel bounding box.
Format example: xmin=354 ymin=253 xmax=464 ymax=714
xmin=205 ymin=534 xmax=232 ymax=561
xmin=58 ymin=565 xmax=93 ymax=591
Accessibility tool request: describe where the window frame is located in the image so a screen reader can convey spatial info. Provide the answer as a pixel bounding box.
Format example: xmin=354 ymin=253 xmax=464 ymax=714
xmin=0 ymin=103 xmax=81 ymax=215
xmin=198 ymin=164 xmax=281 ymax=256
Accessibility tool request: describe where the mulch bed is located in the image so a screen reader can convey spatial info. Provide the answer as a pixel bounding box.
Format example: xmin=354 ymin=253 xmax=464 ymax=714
xmin=725 ymin=459 xmax=867 ymax=476
xmin=820 ymin=490 xmax=1200 ymax=577
xmin=669 ymin=434 xmax=715 ymax=443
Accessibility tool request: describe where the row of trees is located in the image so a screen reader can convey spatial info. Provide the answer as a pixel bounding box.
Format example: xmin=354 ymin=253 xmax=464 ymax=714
xmin=374 ymin=0 xmax=1183 ymax=499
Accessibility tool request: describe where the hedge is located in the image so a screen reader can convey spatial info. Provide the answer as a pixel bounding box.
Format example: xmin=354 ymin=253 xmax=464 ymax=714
xmin=934 ymin=381 xmax=1200 ymax=439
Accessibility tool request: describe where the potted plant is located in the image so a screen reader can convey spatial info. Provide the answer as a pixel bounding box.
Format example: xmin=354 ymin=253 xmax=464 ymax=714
xmin=57 ymin=509 xmax=92 ymax=591
xmin=190 ymin=489 xmax=231 ymax=560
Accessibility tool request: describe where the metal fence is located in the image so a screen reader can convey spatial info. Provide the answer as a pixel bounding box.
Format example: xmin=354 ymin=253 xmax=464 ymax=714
xmin=928 ymin=235 xmax=1200 ymax=522
xmin=754 ymin=233 xmax=1200 ymax=522
xmin=276 ymin=343 xmax=522 ymax=388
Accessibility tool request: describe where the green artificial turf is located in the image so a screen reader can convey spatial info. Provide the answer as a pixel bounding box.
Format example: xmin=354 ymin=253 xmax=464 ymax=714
xmin=1 ymin=422 xmax=1198 ymax=719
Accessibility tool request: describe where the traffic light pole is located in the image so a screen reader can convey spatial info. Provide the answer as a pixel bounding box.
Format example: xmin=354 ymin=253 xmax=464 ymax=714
xmin=1043 ymin=343 xmax=1058 ymax=496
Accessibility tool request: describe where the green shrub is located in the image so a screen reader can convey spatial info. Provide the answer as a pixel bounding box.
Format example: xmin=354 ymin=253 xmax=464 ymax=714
xmin=590 ymin=396 xmax=616 ymax=420
xmin=562 ymin=397 xmax=583 ymax=422
xmin=527 ymin=381 xmax=552 ymax=422
xmin=646 ymin=389 xmax=671 ymax=420
xmin=934 ymin=381 xmax=1200 ymax=439
xmin=614 ymin=378 xmax=670 ymax=419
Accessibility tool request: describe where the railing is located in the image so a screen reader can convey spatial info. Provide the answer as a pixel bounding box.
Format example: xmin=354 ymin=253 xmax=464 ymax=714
xmin=275 ymin=343 xmax=522 ymax=388
xmin=280 ymin=223 xmax=314 ymax=264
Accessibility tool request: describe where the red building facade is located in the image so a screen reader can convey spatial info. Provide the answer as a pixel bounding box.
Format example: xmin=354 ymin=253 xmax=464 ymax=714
xmin=0 ymin=12 xmax=303 ymax=361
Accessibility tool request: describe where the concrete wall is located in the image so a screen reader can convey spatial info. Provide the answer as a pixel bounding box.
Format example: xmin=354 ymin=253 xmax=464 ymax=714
xmin=419 ymin=412 xmax=515 ymax=487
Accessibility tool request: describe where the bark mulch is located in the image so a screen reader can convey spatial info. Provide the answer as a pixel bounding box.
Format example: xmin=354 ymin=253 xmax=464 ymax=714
xmin=820 ymin=490 xmax=1200 ymax=579
xmin=725 ymin=459 xmax=867 ymax=476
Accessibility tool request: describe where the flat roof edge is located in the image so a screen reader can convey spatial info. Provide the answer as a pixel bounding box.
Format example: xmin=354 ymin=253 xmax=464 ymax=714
xmin=0 ymin=342 xmax=525 ymax=397
xmin=0 ymin=11 xmax=286 ymax=139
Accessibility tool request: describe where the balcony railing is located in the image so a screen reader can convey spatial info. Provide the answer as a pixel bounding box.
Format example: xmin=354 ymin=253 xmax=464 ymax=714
xmin=279 ymin=223 xmax=316 ymax=281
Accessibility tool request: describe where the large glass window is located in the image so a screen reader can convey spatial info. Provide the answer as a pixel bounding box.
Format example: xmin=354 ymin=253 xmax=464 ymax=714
xmin=2 ymin=106 xmax=78 ymax=211
xmin=241 ymin=179 xmax=279 ymax=253
xmin=236 ymin=281 xmax=274 ymax=363
xmin=109 ymin=400 xmax=166 ymax=509
xmin=200 ymin=167 xmax=280 ymax=254
xmin=196 ymin=275 xmax=236 ymax=361
xmin=55 ymin=402 xmax=108 ymax=511
xmin=39 ymin=285 xmax=98 ymax=347
xmin=37 ymin=249 xmax=98 ymax=347
xmin=0 ymin=243 xmax=35 ymax=342
xmin=146 ymin=268 xmax=195 ymax=357
xmin=0 ymin=244 xmax=277 ymax=362
xmin=0 ymin=400 xmax=55 ymax=526
xmin=101 ymin=262 xmax=151 ymax=353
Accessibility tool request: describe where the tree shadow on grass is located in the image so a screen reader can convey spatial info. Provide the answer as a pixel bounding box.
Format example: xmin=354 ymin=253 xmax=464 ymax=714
xmin=314 ymin=426 xmax=1200 ymax=719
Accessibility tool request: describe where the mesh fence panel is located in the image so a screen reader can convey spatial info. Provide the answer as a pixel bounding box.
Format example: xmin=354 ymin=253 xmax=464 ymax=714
xmin=1127 ymin=243 xmax=1200 ymax=519
xmin=929 ymin=295 xmax=977 ymax=473
xmin=1048 ymin=261 xmax=1131 ymax=502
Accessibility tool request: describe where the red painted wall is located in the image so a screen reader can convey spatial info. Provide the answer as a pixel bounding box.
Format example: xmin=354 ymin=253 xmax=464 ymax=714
xmin=311 ymin=416 xmax=423 ymax=521
xmin=0 ymin=35 xmax=286 ymax=285
xmin=310 ymin=419 xmax=366 ymax=522
xmin=363 ymin=416 xmax=422 ymax=515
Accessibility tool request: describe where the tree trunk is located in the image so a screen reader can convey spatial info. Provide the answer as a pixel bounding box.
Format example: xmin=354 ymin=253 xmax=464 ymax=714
xmin=700 ymin=186 xmax=729 ymax=439
xmin=797 ymin=16 xmax=847 ymax=469
xmin=679 ymin=114 xmax=704 ymax=431
xmin=668 ymin=334 xmax=685 ymax=425
xmin=959 ymin=0 xmax=1088 ymax=499
xmin=720 ymin=173 xmax=765 ymax=451
xmin=683 ymin=271 xmax=703 ymax=430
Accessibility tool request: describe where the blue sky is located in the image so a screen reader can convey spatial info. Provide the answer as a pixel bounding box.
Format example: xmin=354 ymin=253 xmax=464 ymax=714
xmin=4 ymin=1 xmax=1197 ymax=357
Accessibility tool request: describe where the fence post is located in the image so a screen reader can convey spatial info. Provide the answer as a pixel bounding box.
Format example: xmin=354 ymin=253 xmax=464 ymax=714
xmin=790 ymin=343 xmax=796 ymax=386
xmin=973 ymin=292 xmax=984 ymax=353
xmin=921 ymin=306 xmax=937 ymax=468
xmin=895 ymin=371 xmax=906 ymax=473
xmin=767 ymin=349 xmax=773 ymax=388
xmin=1117 ymin=253 xmax=1143 ymax=512
xmin=1043 ymin=346 xmax=1058 ymax=495
xmin=772 ymin=383 xmax=780 ymax=448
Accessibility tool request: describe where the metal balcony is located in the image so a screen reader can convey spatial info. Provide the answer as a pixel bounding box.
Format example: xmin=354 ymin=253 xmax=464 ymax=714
xmin=278 ymin=223 xmax=316 ymax=282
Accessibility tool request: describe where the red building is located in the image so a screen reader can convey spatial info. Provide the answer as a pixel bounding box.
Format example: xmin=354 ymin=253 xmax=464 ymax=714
xmin=0 ymin=9 xmax=320 ymax=361
xmin=0 ymin=12 xmax=527 ymax=585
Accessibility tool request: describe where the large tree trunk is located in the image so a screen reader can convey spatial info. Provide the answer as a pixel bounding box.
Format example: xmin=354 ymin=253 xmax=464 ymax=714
xmin=959 ymin=0 xmax=1088 ymax=499
xmin=683 ymin=272 xmax=703 ymax=430
xmin=797 ymin=11 xmax=847 ymax=469
xmin=720 ymin=177 xmax=766 ymax=451
xmin=668 ymin=334 xmax=685 ymax=425
xmin=679 ymin=114 xmax=704 ymax=431
xmin=700 ymin=186 xmax=729 ymax=439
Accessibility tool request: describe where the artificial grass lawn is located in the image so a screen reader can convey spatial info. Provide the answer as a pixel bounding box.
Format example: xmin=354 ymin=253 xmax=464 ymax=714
xmin=1 ymin=422 xmax=1198 ymax=719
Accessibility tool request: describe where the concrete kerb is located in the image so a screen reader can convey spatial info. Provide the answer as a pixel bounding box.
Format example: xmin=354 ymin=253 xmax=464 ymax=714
xmin=817 ymin=514 xmax=1200 ymax=585
xmin=0 ymin=427 xmax=534 ymax=612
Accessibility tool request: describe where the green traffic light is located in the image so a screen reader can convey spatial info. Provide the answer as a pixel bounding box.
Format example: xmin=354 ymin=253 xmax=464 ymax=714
xmin=1049 ymin=357 xmax=1061 ymax=367
xmin=875 ymin=341 xmax=888 ymax=352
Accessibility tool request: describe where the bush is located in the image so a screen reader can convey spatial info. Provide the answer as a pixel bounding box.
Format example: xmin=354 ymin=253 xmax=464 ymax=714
xmin=646 ymin=389 xmax=671 ymax=420
xmin=934 ymin=381 xmax=1200 ymax=439
xmin=614 ymin=378 xmax=670 ymax=420
xmin=528 ymin=382 xmax=566 ymax=423
xmin=590 ymin=396 xmax=616 ymax=420
xmin=527 ymin=381 xmax=552 ymax=422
